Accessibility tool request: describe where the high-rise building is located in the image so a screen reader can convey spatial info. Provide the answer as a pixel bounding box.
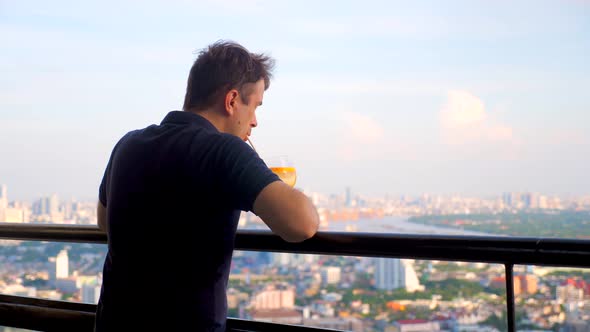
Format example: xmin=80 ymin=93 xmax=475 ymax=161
xmin=529 ymin=192 xmax=540 ymax=209
xmin=55 ymin=249 xmax=69 ymax=279
xmin=404 ymin=261 xmax=424 ymax=292
xmin=345 ymin=187 xmax=352 ymax=207
xmin=556 ymin=282 xmax=585 ymax=303
xmin=539 ymin=195 xmax=549 ymax=209
xmin=522 ymin=274 xmax=538 ymax=294
xmin=33 ymin=194 xmax=60 ymax=216
xmin=320 ymin=266 xmax=341 ymax=285
xmin=252 ymin=283 xmax=295 ymax=310
xmin=375 ymin=258 xmax=405 ymax=290
xmin=513 ymin=275 xmax=522 ymax=295
xmin=272 ymin=253 xmax=315 ymax=267
xmin=49 ymin=194 xmax=59 ymax=216
xmin=502 ymin=192 xmax=522 ymax=208
xmin=502 ymin=192 xmax=512 ymax=207
xmin=48 ymin=257 xmax=56 ymax=285
xmin=522 ymin=192 xmax=540 ymax=209
xmin=33 ymin=198 xmax=45 ymax=215
xmin=0 ymin=184 xmax=7 ymax=221
xmin=81 ymin=282 xmax=101 ymax=304
xmin=3 ymin=207 xmax=26 ymax=223
xmin=0 ymin=184 xmax=7 ymax=206
xmin=272 ymin=252 xmax=292 ymax=266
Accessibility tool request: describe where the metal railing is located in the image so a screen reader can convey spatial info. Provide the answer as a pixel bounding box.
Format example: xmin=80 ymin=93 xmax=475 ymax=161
xmin=1 ymin=223 xmax=590 ymax=331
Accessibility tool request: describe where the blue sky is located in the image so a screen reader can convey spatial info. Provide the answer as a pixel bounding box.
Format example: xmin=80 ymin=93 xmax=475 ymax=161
xmin=1 ymin=0 xmax=589 ymax=201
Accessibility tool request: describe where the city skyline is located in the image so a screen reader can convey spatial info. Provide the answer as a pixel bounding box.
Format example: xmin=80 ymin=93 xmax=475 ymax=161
xmin=1 ymin=1 xmax=589 ymax=201
xmin=1 ymin=181 xmax=589 ymax=204
xmin=2 ymin=180 xmax=589 ymax=229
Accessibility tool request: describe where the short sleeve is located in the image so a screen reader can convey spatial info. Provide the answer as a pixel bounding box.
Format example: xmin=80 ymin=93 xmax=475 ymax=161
xmin=99 ymin=133 xmax=130 ymax=207
xmin=216 ymin=136 xmax=280 ymax=212
xmin=98 ymin=160 xmax=110 ymax=206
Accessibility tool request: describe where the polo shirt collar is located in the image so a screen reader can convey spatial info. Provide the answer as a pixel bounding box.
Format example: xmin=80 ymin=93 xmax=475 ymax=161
xmin=161 ymin=111 xmax=218 ymax=132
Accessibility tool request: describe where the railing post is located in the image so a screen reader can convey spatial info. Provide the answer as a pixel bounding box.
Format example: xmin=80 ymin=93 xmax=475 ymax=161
xmin=505 ymin=263 xmax=515 ymax=332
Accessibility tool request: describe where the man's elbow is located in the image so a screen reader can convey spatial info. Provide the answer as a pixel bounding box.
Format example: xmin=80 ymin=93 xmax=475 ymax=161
xmin=283 ymin=209 xmax=319 ymax=243
xmin=98 ymin=221 xmax=107 ymax=233
xmin=287 ymin=226 xmax=318 ymax=243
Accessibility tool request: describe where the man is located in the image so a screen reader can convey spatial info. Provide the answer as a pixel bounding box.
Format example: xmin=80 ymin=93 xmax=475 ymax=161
xmin=95 ymin=40 xmax=319 ymax=331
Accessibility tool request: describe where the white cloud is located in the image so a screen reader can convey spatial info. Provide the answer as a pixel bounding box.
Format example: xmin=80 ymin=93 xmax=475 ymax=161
xmin=335 ymin=112 xmax=387 ymax=162
xmin=344 ymin=112 xmax=385 ymax=144
xmin=440 ymin=90 xmax=514 ymax=145
xmin=440 ymin=90 xmax=486 ymax=128
xmin=487 ymin=125 xmax=513 ymax=141
xmin=330 ymin=111 xmax=416 ymax=163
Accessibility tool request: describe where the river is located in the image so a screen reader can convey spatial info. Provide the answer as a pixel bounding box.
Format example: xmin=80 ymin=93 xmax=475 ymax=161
xmin=322 ymin=216 xmax=493 ymax=236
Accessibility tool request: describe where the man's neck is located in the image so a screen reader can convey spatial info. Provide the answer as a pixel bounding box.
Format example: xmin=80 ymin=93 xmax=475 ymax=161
xmin=186 ymin=108 xmax=227 ymax=133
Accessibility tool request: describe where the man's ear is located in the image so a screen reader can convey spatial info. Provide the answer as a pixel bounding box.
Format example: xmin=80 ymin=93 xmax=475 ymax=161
xmin=224 ymin=89 xmax=239 ymax=116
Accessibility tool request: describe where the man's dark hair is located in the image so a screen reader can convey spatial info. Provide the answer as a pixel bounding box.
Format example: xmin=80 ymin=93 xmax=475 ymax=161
xmin=183 ymin=40 xmax=275 ymax=111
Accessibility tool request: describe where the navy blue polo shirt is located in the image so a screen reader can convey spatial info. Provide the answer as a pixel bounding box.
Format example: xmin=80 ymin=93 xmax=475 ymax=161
xmin=95 ymin=111 xmax=279 ymax=331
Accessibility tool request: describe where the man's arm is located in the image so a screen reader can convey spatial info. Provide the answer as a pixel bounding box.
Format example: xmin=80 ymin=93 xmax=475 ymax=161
xmin=97 ymin=201 xmax=107 ymax=232
xmin=253 ymin=181 xmax=319 ymax=243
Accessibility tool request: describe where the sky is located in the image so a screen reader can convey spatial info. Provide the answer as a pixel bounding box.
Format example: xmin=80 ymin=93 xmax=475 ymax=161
xmin=1 ymin=0 xmax=589 ymax=201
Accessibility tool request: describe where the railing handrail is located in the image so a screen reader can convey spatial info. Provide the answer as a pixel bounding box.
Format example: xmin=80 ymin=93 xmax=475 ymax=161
xmin=2 ymin=222 xmax=590 ymax=332
xmin=1 ymin=222 xmax=590 ymax=268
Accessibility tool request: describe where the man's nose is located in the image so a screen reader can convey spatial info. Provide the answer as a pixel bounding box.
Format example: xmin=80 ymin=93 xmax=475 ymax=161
xmin=251 ymin=114 xmax=258 ymax=128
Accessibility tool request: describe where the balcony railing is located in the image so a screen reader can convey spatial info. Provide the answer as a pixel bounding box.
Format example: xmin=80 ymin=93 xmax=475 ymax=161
xmin=1 ymin=223 xmax=590 ymax=332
